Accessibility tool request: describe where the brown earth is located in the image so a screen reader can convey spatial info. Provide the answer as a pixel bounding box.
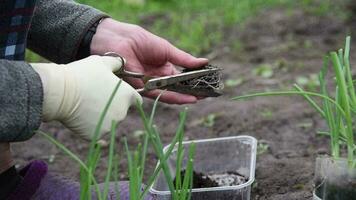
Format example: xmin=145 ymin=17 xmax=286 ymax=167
xmin=12 ymin=6 xmax=356 ymax=200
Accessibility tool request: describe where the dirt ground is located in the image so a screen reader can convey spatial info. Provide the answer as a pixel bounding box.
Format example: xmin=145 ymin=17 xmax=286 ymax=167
xmin=12 ymin=6 xmax=356 ymax=200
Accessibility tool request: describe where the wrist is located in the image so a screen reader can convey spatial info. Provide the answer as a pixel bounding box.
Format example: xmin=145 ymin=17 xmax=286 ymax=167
xmin=90 ymin=18 xmax=117 ymax=55
xmin=31 ymin=63 xmax=66 ymax=122
xmin=77 ymin=17 xmax=106 ymax=59
xmin=89 ymin=18 xmax=112 ymax=55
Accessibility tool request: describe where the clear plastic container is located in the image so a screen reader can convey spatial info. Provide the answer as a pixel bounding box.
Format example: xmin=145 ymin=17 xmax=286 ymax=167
xmin=149 ymin=135 xmax=257 ymax=200
xmin=313 ymin=156 xmax=356 ymax=200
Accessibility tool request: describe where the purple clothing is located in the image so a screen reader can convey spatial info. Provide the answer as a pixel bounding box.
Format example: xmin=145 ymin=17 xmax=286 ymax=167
xmin=7 ymin=161 xmax=154 ymax=200
xmin=7 ymin=160 xmax=47 ymax=200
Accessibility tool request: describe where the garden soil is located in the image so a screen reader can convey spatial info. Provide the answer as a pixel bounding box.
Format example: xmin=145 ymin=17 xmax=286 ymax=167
xmin=174 ymin=170 xmax=247 ymax=188
xmin=12 ymin=7 xmax=356 ymax=200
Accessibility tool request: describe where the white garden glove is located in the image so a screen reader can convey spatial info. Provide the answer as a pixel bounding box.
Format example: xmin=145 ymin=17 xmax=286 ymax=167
xmin=31 ymin=55 xmax=142 ymax=140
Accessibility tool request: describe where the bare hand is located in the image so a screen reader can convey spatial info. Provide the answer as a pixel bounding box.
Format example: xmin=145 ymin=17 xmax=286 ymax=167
xmin=91 ymin=18 xmax=209 ymax=104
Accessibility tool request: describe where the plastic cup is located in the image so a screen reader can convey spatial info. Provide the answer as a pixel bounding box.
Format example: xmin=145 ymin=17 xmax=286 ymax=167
xmin=149 ymin=135 xmax=257 ymax=200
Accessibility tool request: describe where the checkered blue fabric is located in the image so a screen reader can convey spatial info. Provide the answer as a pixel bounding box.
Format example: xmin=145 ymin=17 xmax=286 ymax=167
xmin=0 ymin=0 xmax=37 ymax=60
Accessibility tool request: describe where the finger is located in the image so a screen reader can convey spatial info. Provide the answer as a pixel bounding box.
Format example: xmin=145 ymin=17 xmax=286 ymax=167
xmin=144 ymin=90 xmax=198 ymax=104
xmin=145 ymin=62 xmax=178 ymax=76
xmin=124 ymin=76 xmax=144 ymax=89
xmin=120 ymin=80 xmax=143 ymax=105
xmin=167 ymin=42 xmax=209 ymax=68
xmin=101 ymin=55 xmax=125 ymax=72
xmin=166 ymin=62 xmax=180 ymax=75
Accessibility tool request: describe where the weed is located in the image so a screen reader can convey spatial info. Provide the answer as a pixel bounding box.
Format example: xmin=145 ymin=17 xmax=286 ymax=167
xmin=293 ymin=183 xmax=305 ymax=190
xmin=259 ymin=108 xmax=273 ymax=119
xmin=295 ymin=74 xmax=320 ymax=91
xmin=253 ymin=64 xmax=274 ymax=78
xmin=196 ymin=113 xmax=220 ymax=128
xmin=257 ymin=142 xmax=269 ymax=155
xmin=225 ymin=78 xmax=244 ymax=88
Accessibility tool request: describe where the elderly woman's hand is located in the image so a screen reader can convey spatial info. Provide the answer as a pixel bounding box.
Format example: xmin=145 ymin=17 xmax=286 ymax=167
xmin=90 ymin=18 xmax=209 ymax=104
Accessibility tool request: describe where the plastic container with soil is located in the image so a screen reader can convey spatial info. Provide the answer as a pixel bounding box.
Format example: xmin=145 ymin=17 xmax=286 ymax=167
xmin=149 ymin=135 xmax=257 ymax=200
xmin=313 ymin=156 xmax=356 ymax=200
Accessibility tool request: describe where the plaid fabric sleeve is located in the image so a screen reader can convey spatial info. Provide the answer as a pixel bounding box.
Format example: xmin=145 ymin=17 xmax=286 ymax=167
xmin=28 ymin=0 xmax=108 ymax=64
xmin=0 ymin=0 xmax=37 ymax=60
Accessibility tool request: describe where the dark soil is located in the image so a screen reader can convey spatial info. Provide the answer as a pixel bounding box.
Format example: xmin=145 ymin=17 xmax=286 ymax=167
xmin=316 ymin=182 xmax=356 ymax=200
xmin=170 ymin=64 xmax=223 ymax=97
xmin=315 ymin=171 xmax=356 ymax=200
xmin=174 ymin=170 xmax=247 ymax=188
xmin=11 ymin=4 xmax=356 ymax=200
xmin=174 ymin=170 xmax=218 ymax=188
xmin=174 ymin=170 xmax=247 ymax=189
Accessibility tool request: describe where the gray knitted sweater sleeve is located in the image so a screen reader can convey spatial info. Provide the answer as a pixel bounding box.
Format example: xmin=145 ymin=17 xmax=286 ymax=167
xmin=0 ymin=60 xmax=42 ymax=142
xmin=28 ymin=0 xmax=108 ymax=64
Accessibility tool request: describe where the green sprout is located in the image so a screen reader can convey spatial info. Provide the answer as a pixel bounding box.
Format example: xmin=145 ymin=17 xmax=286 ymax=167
xmin=233 ymin=36 xmax=356 ymax=167
xmin=40 ymin=82 xmax=196 ymax=200
xmin=39 ymin=80 xmax=123 ymax=200
xmin=135 ymin=95 xmax=196 ymax=200
xmin=252 ymin=64 xmax=274 ymax=78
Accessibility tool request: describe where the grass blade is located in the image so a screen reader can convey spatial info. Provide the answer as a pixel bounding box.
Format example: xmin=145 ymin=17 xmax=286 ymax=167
xmin=124 ymin=138 xmax=137 ymax=200
xmin=180 ymin=143 xmax=196 ymax=200
xmin=344 ymin=36 xmax=356 ymax=107
xmin=140 ymin=94 xmax=163 ymax=179
xmin=80 ymin=80 xmax=122 ymax=200
xmin=38 ymin=131 xmax=102 ymax=199
xmin=137 ymin=103 xmax=190 ymax=199
xmin=319 ymin=56 xmax=340 ymax=157
xmin=293 ymin=84 xmax=325 ymax=118
xmin=113 ymin=155 xmax=120 ymax=200
xmin=233 ymin=91 xmax=345 ymax=116
xmin=330 ymin=52 xmax=354 ymax=163
xmin=140 ymin=110 xmax=188 ymax=198
xmin=102 ymin=121 xmax=118 ymax=199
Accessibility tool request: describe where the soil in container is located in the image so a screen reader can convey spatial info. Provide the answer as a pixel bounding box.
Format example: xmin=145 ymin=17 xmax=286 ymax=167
xmin=323 ymin=186 xmax=356 ymax=200
xmin=314 ymin=157 xmax=356 ymax=200
xmin=174 ymin=170 xmax=248 ymax=189
xmin=316 ymin=180 xmax=356 ymax=200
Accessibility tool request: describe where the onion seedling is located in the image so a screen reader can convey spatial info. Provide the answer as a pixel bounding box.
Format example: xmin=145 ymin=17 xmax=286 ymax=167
xmin=135 ymin=95 xmax=195 ymax=200
xmin=233 ymin=36 xmax=356 ymax=167
xmin=40 ymin=81 xmax=123 ymax=200
xmin=40 ymin=82 xmax=196 ymax=200
xmin=38 ymin=82 xmax=195 ymax=200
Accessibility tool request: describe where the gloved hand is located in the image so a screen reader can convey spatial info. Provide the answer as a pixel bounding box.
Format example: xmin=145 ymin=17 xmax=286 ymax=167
xmin=31 ymin=55 xmax=142 ymax=140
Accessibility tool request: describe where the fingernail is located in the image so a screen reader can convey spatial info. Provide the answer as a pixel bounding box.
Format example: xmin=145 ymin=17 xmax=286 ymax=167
xmin=198 ymin=58 xmax=209 ymax=61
